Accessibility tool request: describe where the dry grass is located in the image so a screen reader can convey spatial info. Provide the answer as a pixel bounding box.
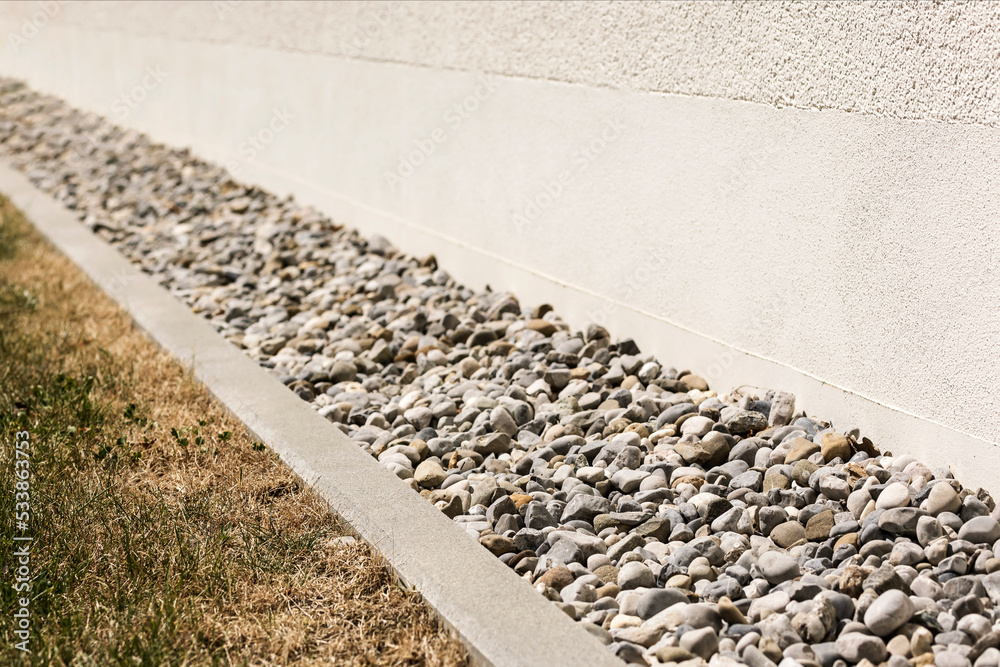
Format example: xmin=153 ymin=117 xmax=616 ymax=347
xmin=0 ymin=197 xmax=469 ymax=666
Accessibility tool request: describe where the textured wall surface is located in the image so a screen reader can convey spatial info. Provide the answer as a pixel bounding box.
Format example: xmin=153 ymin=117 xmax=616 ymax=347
xmin=11 ymin=0 xmax=1000 ymax=125
xmin=1 ymin=1 xmax=998 ymax=484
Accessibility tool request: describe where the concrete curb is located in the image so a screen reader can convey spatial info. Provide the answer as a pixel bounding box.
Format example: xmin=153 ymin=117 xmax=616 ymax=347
xmin=0 ymin=162 xmax=623 ymax=667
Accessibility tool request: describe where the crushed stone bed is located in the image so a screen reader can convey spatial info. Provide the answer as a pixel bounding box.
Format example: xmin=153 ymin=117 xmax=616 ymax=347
xmin=2 ymin=79 xmax=1000 ymax=667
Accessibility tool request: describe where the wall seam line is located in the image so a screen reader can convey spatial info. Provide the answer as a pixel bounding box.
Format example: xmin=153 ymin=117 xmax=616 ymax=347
xmin=228 ymin=155 xmax=998 ymax=452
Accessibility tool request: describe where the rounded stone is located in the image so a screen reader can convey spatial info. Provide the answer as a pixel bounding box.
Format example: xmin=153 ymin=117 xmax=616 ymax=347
xmin=655 ymin=646 xmax=695 ymax=663
xmin=679 ymin=374 xmax=709 ymax=391
xmin=479 ymin=534 xmax=517 ymax=556
xmin=537 ymin=566 xmax=574 ymax=590
xmin=910 ymin=626 xmax=933 ymax=656
xmin=959 ymin=516 xmax=1000 ymax=544
xmin=864 ymin=589 xmax=915 ymax=636
xmin=916 ymin=515 xmax=944 ymax=547
xmin=784 ymin=437 xmax=820 ymax=464
xmin=725 ymin=410 xmax=768 ymax=436
xmin=835 ymin=632 xmax=887 ymax=663
xmin=805 ymin=510 xmax=835 ymax=541
xmin=679 ymin=626 xmax=719 ymax=660
xmin=878 ymin=507 xmax=926 ymax=536
xmin=875 ymin=482 xmax=911 ymax=510
xmin=819 ymin=474 xmax=851 ymax=500
xmin=636 ymin=587 xmax=688 ymax=619
xmin=593 ymin=564 xmax=619 ymax=584
xmin=935 ymin=651 xmax=973 ymax=667
xmin=791 ymin=459 xmax=819 ymax=487
xmin=926 ymin=482 xmax=962 ymax=516
xmin=329 ymin=360 xmax=357 ymax=383
xmin=758 ymin=551 xmax=801 ymax=585
xmin=889 ymin=541 xmax=924 ymax=566
xmin=820 ymin=432 xmax=851 ymax=462
xmin=617 ymin=561 xmax=655 ymax=589
xmin=763 ymin=468 xmax=791 ymax=492
xmin=770 ymin=521 xmax=806 ymax=548
xmin=413 ymin=459 xmax=447 ymax=487
xmin=885 ymin=634 xmax=911 ymax=657
xmin=675 ymin=433 xmax=728 ymax=468
xmin=679 ymin=416 xmax=716 ymax=438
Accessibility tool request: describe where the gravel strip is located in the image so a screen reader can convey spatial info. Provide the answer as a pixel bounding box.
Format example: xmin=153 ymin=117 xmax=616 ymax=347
xmin=2 ymin=78 xmax=1000 ymax=667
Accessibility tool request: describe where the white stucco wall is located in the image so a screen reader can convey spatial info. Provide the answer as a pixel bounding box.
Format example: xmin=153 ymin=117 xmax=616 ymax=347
xmin=1 ymin=1 xmax=998 ymax=488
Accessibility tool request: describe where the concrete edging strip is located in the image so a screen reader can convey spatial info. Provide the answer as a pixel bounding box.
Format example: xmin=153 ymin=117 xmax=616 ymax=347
xmin=0 ymin=162 xmax=622 ymax=667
